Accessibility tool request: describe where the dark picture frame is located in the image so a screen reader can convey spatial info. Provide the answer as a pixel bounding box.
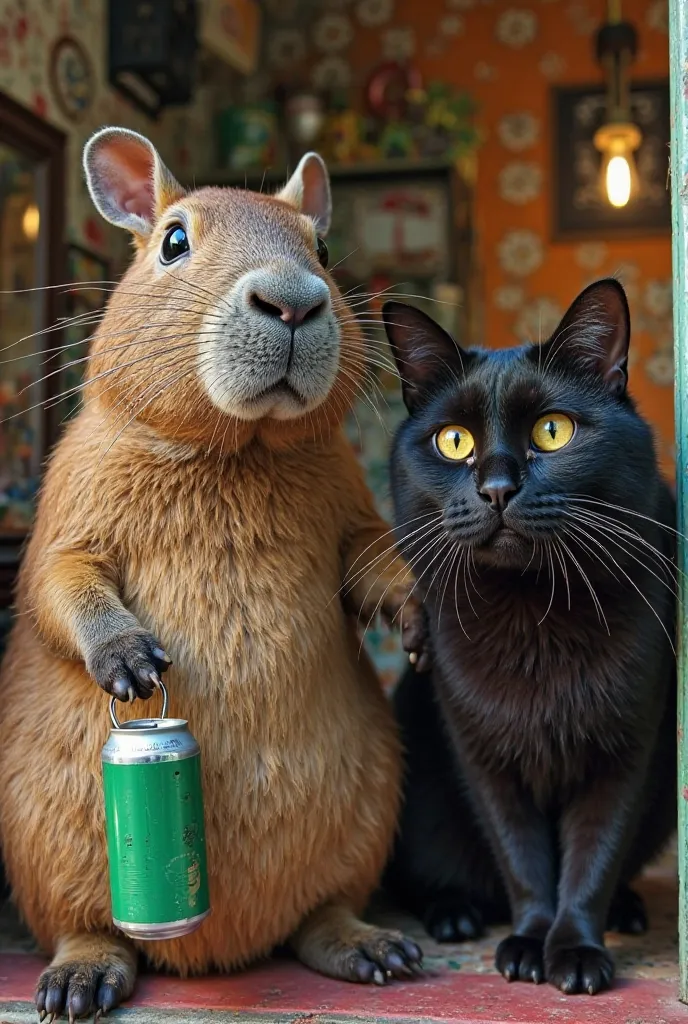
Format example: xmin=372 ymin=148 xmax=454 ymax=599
xmin=551 ymin=79 xmax=670 ymax=241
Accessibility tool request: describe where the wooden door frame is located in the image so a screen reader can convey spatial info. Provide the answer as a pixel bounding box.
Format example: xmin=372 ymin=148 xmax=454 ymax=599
xmin=670 ymin=0 xmax=688 ymax=1004
xmin=0 ymin=91 xmax=66 ymax=598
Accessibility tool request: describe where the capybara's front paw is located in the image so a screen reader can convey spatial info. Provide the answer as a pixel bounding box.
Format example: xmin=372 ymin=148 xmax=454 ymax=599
xmin=85 ymin=628 xmax=171 ymax=702
xmin=36 ymin=958 xmax=133 ymax=1021
xmin=545 ymin=943 xmax=614 ymax=995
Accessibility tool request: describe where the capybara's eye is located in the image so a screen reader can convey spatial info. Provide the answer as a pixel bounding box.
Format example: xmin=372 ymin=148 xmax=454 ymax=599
xmin=161 ymin=224 xmax=190 ymax=264
xmin=316 ymin=237 xmax=328 ymax=268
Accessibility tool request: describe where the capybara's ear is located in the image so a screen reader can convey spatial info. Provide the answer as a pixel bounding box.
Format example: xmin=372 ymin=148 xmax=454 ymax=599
xmin=278 ymin=152 xmax=331 ymax=237
xmin=83 ymin=127 xmax=185 ymax=237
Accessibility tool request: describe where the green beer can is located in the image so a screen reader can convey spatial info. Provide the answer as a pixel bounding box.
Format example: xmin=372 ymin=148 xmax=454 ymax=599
xmin=101 ymin=683 xmax=210 ymax=940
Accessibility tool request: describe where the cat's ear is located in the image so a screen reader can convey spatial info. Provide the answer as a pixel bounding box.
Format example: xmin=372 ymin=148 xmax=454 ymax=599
xmin=541 ymin=279 xmax=631 ymax=396
xmin=383 ymin=301 xmax=464 ymax=412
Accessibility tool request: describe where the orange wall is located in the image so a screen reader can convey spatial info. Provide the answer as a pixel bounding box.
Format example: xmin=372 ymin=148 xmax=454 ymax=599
xmin=266 ymin=0 xmax=673 ymax=471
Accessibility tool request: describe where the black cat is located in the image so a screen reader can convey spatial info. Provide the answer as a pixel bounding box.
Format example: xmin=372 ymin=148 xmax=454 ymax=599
xmin=382 ymin=280 xmax=676 ymax=996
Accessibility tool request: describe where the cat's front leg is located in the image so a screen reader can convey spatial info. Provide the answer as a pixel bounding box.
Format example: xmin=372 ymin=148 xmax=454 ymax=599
xmin=465 ymin=765 xmax=557 ymax=985
xmin=544 ymin=768 xmax=647 ymax=995
xmin=342 ymin=524 xmax=430 ymax=670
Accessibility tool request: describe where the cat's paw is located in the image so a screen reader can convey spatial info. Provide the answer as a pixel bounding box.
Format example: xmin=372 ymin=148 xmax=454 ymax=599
xmin=424 ymin=897 xmax=484 ymax=943
xmin=495 ymin=935 xmax=544 ymax=984
xmin=545 ymin=944 xmax=614 ymax=995
xmin=399 ymin=596 xmax=431 ymax=672
xmin=607 ymin=885 xmax=647 ymax=935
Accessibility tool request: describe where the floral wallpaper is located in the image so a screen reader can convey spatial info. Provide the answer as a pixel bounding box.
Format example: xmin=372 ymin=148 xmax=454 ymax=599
xmin=262 ymin=0 xmax=674 ymax=475
xmin=0 ymin=0 xmax=216 ymax=269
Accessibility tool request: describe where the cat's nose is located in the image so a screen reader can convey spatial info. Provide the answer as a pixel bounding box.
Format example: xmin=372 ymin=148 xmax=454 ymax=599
xmin=479 ymin=477 xmax=519 ymax=511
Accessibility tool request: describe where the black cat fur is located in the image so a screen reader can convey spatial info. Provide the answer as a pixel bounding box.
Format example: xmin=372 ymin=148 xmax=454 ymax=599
xmin=383 ymin=279 xmax=676 ymax=996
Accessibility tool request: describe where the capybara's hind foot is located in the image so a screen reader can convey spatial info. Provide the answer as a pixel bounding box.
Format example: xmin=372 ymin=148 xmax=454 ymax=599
xmin=36 ymin=934 xmax=136 ymax=1021
xmin=291 ymin=902 xmax=423 ymax=984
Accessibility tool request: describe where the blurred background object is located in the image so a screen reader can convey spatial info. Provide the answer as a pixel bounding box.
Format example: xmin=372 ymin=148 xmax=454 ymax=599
xmin=0 ymin=0 xmax=672 ymax=683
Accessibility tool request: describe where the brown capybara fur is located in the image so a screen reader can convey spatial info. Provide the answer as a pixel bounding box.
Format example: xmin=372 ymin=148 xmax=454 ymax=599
xmin=0 ymin=129 xmax=426 ymax=1019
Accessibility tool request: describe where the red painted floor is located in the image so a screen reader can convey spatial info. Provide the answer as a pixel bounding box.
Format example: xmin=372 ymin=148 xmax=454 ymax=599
xmin=1 ymin=951 xmax=688 ymax=1023
xmin=0 ymin=858 xmax=683 ymax=1022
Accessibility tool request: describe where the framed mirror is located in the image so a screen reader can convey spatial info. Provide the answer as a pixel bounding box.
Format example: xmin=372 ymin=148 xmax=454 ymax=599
xmin=0 ymin=91 xmax=66 ymax=614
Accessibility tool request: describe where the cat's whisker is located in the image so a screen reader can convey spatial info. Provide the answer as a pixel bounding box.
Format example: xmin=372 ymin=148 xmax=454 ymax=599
xmin=389 ymin=533 xmax=455 ymax=634
xmin=357 ymin=524 xmax=446 ymax=653
xmin=454 ymin=549 xmax=471 ymax=640
xmin=438 ymin=544 xmax=463 ymax=629
xmin=563 ymin=520 xmax=675 ymax=654
xmin=463 ymin=547 xmax=479 ymax=619
xmin=537 ymin=543 xmax=557 ymax=626
xmin=567 ymin=512 xmax=678 ymax=596
xmin=552 ymin=539 xmax=571 ymax=611
xmin=568 ymin=495 xmax=687 ymax=542
xmin=468 ymin=545 xmax=484 ymax=602
xmin=521 ymin=540 xmax=538 ymax=576
xmin=568 ymin=507 xmax=679 ymax=582
xmin=425 ymin=537 xmax=460 ymax=619
xmin=342 ymin=511 xmax=442 ymax=588
xmin=557 ymin=534 xmax=609 ymax=633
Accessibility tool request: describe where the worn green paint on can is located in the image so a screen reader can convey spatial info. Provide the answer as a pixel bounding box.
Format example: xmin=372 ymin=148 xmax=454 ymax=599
xmin=102 ymin=697 xmax=210 ymax=941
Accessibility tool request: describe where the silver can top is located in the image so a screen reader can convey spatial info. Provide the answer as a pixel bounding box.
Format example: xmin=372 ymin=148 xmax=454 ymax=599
xmin=102 ymin=682 xmax=199 ymax=764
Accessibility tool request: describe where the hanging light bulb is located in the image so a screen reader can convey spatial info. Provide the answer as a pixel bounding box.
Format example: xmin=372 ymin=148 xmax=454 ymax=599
xmin=593 ymin=0 xmax=640 ymax=209
xmin=594 ymin=122 xmax=641 ymax=207
xmin=21 ymin=202 xmax=40 ymax=241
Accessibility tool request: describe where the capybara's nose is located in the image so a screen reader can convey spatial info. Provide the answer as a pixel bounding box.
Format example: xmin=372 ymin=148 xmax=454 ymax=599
xmin=249 ymin=290 xmax=327 ymax=327
xmin=244 ymin=268 xmax=330 ymax=330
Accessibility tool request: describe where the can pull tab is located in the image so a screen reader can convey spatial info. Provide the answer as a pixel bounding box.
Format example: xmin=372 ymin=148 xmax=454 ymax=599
xmin=110 ymin=681 xmax=169 ymax=730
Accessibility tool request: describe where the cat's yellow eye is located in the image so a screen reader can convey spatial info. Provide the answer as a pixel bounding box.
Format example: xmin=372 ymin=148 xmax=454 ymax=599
xmin=531 ymin=413 xmax=575 ymax=452
xmin=435 ymin=425 xmax=475 ymax=462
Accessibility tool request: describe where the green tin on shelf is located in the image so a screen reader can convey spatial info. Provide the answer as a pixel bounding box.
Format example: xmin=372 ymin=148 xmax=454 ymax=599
xmin=101 ymin=683 xmax=210 ymax=940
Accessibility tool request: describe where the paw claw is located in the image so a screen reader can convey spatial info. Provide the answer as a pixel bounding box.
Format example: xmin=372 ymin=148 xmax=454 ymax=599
xmin=87 ymin=630 xmax=171 ymax=700
xmin=495 ymin=935 xmax=545 ymax=986
xmin=425 ymin=895 xmax=484 ymax=944
xmin=36 ymin=957 xmax=132 ymax=1020
xmin=330 ymin=929 xmax=423 ymax=984
xmin=399 ymin=938 xmax=423 ymax=965
xmin=545 ymin=943 xmax=614 ymax=996
xmin=607 ymin=885 xmax=648 ymax=935
xmin=383 ymin=951 xmax=406 ymax=972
